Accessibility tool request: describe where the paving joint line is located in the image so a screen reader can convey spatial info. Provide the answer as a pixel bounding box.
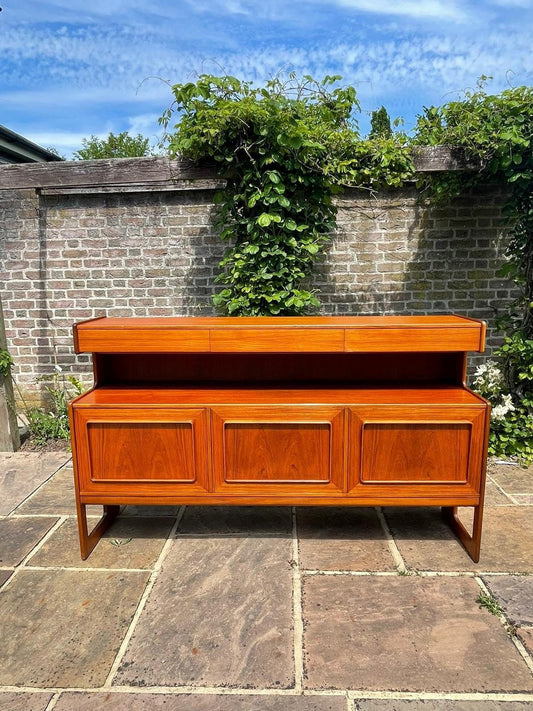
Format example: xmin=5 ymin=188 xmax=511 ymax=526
xmin=2 ymin=686 xmax=533 ymax=701
xmin=291 ymin=506 xmax=304 ymax=693
xmin=102 ymin=507 xmax=185 ymax=688
xmin=475 ymin=575 xmax=533 ymax=677
xmin=44 ymin=690 xmax=61 ymax=711
xmin=175 ymin=531 xmax=290 ymax=538
xmin=375 ymin=506 xmax=407 ymax=573
xmin=22 ymin=565 xmax=153 ymax=573
xmin=6 ymin=513 xmax=69 ymax=519
xmin=348 ymin=690 xmax=533 ymax=701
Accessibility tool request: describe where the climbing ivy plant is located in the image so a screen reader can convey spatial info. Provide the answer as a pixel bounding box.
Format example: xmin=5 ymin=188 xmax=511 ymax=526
xmin=161 ymin=73 xmax=532 ymax=461
xmin=415 ymin=80 xmax=533 ymax=463
xmin=161 ymin=73 xmax=413 ymax=316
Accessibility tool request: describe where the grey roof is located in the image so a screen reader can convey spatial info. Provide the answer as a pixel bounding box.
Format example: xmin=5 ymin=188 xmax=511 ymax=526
xmin=0 ymin=125 xmax=63 ymax=163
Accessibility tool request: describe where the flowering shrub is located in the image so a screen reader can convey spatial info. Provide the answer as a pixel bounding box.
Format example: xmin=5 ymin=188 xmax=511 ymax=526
xmin=473 ymin=356 xmax=533 ymax=465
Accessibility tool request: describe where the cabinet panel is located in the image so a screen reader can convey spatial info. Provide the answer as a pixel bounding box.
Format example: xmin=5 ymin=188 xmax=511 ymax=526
xmin=88 ymin=422 xmax=196 ymax=482
xmin=348 ymin=406 xmax=487 ymax=500
xmin=361 ymin=422 xmax=471 ymax=483
xmin=73 ymin=407 xmax=210 ymax=495
xmin=212 ymin=406 xmax=345 ymax=494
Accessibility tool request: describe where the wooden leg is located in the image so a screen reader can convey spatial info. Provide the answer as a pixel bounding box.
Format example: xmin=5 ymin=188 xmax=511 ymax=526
xmin=442 ymin=504 xmax=483 ymax=563
xmin=76 ymin=501 xmax=120 ymax=560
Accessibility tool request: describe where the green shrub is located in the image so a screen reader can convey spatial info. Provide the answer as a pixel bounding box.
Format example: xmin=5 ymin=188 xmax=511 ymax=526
xmin=25 ymin=373 xmax=84 ymax=446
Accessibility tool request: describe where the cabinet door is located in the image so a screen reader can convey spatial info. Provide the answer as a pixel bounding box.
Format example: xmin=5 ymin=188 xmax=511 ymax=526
xmin=211 ymin=406 xmax=345 ymax=496
xmin=348 ymin=406 xmax=487 ymax=501
xmin=72 ymin=407 xmax=210 ymax=496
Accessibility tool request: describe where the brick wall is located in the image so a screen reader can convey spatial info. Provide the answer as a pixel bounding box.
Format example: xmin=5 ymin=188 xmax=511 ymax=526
xmin=0 ymin=181 xmax=517 ymax=403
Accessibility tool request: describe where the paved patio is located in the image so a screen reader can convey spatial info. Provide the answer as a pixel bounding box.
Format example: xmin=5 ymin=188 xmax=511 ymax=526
xmin=0 ymin=452 xmax=532 ymax=710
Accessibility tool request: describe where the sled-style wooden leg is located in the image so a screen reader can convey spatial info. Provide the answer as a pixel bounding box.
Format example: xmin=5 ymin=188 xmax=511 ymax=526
xmin=442 ymin=504 xmax=483 ymax=563
xmin=76 ymin=501 xmax=120 ymax=560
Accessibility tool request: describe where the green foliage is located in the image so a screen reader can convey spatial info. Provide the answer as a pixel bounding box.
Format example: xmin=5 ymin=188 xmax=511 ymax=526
xmin=26 ymin=374 xmax=84 ymax=446
xmin=477 ymin=592 xmax=503 ymax=616
xmin=473 ymin=355 xmax=533 ymax=465
xmin=45 ymin=146 xmax=66 ymax=160
xmin=73 ymin=131 xmax=155 ymax=160
xmin=415 ymin=80 xmax=533 ymax=463
xmin=369 ymin=106 xmax=392 ymax=139
xmin=161 ymin=73 xmax=413 ymax=315
xmin=0 ymin=348 xmax=14 ymax=377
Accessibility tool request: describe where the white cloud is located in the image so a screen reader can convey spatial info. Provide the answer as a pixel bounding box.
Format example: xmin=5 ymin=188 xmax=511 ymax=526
xmin=22 ymin=130 xmax=89 ymax=156
xmin=330 ymin=0 xmax=467 ymax=20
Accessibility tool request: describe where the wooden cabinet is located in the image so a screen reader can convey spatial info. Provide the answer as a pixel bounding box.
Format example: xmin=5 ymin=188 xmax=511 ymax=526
xmin=69 ymin=315 xmax=490 ymax=561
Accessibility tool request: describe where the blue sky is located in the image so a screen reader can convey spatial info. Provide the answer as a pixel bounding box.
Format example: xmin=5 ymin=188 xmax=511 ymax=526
xmin=1 ymin=0 xmax=533 ymax=158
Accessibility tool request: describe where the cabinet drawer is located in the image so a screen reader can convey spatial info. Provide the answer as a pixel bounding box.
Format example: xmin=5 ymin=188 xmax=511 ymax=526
xmin=72 ymin=407 xmax=210 ymax=495
xmin=211 ymin=406 xmax=345 ymax=495
xmin=348 ymin=405 xmax=487 ymax=500
xmin=210 ymin=328 xmax=344 ymax=352
xmin=345 ymin=326 xmax=483 ymax=352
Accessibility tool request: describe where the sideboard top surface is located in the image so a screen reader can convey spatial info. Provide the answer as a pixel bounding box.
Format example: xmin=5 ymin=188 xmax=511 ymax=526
xmin=73 ymin=315 xmax=486 ymax=354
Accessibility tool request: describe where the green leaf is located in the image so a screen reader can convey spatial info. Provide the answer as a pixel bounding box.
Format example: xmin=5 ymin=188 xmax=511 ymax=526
xmin=257 ymin=213 xmax=272 ymax=227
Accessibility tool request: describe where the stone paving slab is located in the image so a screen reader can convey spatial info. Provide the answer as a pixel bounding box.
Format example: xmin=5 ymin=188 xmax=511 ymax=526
xmin=384 ymin=507 xmax=533 ymax=572
xmin=54 ymin=692 xmax=347 ymax=710
xmin=0 ymin=452 xmax=70 ymax=515
xmin=354 ymin=701 xmax=533 ymax=710
xmin=13 ymin=464 xmax=100 ymax=516
xmin=0 ymin=692 xmax=53 ymax=711
xmin=0 ymin=569 xmax=149 ymax=687
xmin=115 ymin=536 xmax=294 ymax=689
xmin=296 ymin=508 xmax=395 ymax=571
xmin=518 ymin=627 xmax=533 ymax=656
xmin=28 ymin=516 xmax=175 ymax=569
xmin=302 ymin=575 xmax=533 ymax=692
xmin=483 ymin=576 xmax=533 ymax=626
xmin=0 ymin=516 xmax=58 ymax=565
xmin=488 ymin=464 xmax=533 ymax=495
xmin=178 ymin=505 xmax=292 ymax=535
xmin=483 ymin=480 xmax=516 ymax=505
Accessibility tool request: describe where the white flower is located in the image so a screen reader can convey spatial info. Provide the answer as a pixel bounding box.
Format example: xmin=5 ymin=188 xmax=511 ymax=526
xmin=473 ymin=360 xmax=504 ymax=395
xmin=491 ymin=394 xmax=516 ymax=422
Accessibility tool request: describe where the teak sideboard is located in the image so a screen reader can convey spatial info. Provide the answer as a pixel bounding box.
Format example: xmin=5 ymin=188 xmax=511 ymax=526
xmin=69 ymin=315 xmax=490 ymax=561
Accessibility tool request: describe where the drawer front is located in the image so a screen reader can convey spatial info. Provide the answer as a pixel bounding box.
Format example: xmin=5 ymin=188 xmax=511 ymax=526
xmin=344 ymin=326 xmax=482 ymax=352
xmin=211 ymin=406 xmax=345 ymax=495
xmin=72 ymin=407 xmax=210 ymax=495
xmin=348 ymin=405 xmax=487 ymax=500
xmin=209 ymin=328 xmax=344 ymax=352
xmin=76 ymin=328 xmax=210 ymax=353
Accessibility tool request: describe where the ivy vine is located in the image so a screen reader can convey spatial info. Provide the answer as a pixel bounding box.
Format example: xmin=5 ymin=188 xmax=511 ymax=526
xmin=161 ymin=73 xmax=412 ymax=316
xmin=415 ymin=79 xmax=533 ymax=463
xmin=0 ymin=348 xmax=14 ymax=378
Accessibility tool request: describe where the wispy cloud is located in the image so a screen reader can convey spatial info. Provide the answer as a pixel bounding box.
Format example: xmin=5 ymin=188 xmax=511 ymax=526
xmin=330 ymin=0 xmax=467 ymax=20
xmin=2 ymin=0 xmax=532 ymax=157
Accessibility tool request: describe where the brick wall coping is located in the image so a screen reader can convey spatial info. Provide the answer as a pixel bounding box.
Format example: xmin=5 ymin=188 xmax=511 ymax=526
xmin=0 ymin=147 xmax=481 ymax=193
